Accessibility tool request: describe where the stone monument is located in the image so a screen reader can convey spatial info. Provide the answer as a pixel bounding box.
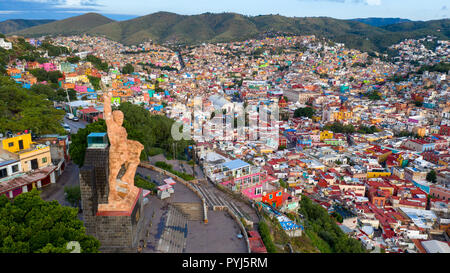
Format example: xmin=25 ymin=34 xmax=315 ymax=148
xmin=79 ymin=85 xmax=146 ymax=253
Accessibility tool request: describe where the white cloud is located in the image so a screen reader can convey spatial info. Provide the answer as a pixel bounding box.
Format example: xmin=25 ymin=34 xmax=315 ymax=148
xmin=365 ymin=0 xmax=381 ymax=6
xmin=0 ymin=10 xmax=23 ymax=14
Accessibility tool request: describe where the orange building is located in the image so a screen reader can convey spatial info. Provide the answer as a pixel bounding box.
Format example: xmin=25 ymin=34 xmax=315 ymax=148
xmin=262 ymin=189 xmax=284 ymax=208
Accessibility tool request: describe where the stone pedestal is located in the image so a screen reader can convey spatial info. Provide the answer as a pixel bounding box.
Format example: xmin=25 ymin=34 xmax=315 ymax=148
xmin=79 ymin=146 xmax=146 ymax=253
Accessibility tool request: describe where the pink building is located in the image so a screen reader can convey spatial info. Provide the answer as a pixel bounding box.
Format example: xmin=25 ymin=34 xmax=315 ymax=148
xmin=209 ymin=159 xmax=275 ymax=200
xmin=131 ymin=86 xmax=141 ymax=92
xmin=75 ymin=85 xmax=88 ymax=93
xmin=39 ymin=63 xmax=57 ymax=72
xmin=430 ymin=185 xmax=450 ymax=201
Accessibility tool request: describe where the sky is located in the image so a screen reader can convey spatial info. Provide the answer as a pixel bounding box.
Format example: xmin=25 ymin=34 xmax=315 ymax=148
xmin=0 ymin=0 xmax=448 ymax=21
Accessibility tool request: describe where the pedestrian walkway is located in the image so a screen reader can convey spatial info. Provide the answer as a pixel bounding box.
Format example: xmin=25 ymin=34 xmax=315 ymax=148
xmin=156 ymin=204 xmax=188 ymax=253
xmin=190 ymin=182 xmax=248 ymax=222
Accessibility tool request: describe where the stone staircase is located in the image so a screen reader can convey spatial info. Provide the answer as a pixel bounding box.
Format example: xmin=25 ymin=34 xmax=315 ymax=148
xmin=191 ymin=183 xmax=247 ymax=221
xmin=172 ymin=202 xmax=203 ymax=221
xmin=156 ymin=205 xmax=188 ymax=253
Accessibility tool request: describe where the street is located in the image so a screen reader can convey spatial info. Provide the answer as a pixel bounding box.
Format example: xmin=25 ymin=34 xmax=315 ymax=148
xmin=39 ymin=162 xmax=80 ymax=206
xmin=64 ymin=116 xmax=88 ymax=134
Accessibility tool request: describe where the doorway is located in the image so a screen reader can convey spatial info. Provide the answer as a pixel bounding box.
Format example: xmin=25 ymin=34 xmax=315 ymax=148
xmin=31 ymin=159 xmax=38 ymax=170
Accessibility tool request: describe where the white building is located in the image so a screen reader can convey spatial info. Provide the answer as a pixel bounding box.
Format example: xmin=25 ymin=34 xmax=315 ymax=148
xmin=0 ymin=38 xmax=12 ymax=50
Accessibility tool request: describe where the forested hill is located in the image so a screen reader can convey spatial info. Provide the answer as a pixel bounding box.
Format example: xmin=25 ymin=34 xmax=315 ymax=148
xmin=10 ymin=12 xmax=450 ymax=53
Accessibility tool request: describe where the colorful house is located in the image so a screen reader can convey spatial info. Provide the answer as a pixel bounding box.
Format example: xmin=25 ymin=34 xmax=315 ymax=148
xmin=320 ymin=130 xmax=334 ymax=141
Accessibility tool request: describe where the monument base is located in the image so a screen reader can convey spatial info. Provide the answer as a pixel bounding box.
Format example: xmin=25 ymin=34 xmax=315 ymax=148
xmin=95 ymin=188 xmax=145 ymax=253
xmin=97 ymin=186 xmax=141 ymax=214
xmin=79 ymin=146 xmax=147 ymax=253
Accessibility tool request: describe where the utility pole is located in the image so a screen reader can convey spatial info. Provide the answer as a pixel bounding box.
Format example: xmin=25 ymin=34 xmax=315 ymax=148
xmin=192 ymin=145 xmax=195 ymax=179
xmin=65 ymin=87 xmax=73 ymax=114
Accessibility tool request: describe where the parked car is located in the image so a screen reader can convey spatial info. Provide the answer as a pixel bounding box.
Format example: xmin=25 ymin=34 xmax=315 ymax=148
xmin=66 ymin=113 xmax=74 ymax=120
xmin=72 ymin=116 xmax=79 ymax=122
xmin=63 ymin=124 xmax=71 ymax=134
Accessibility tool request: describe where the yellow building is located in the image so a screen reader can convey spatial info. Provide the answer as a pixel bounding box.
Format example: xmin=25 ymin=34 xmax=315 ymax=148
xmin=2 ymin=133 xmax=33 ymax=153
xmin=333 ymin=104 xmax=353 ymax=121
xmin=2 ymin=133 xmax=52 ymax=172
xmin=413 ymin=127 xmax=426 ymax=138
xmin=367 ymin=171 xmax=391 ymax=179
xmin=320 ymin=130 xmax=334 ymax=141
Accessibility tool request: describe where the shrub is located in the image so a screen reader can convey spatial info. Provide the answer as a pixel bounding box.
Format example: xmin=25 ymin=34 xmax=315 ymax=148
xmin=258 ymin=220 xmax=277 ymax=253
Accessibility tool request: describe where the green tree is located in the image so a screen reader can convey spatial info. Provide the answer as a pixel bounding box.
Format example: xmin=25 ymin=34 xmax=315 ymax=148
xmin=88 ymin=76 xmax=101 ymax=90
xmin=294 ymin=107 xmax=316 ymax=118
xmin=366 ymin=91 xmax=382 ymax=101
xmin=426 ymin=170 xmax=437 ymax=183
xmin=86 ymin=55 xmax=108 ymax=72
xmin=258 ymin=220 xmax=277 ymax=253
xmin=69 ymin=119 xmax=107 ymax=166
xmin=66 ymin=56 xmax=81 ymax=64
xmin=29 ymin=68 xmax=48 ymax=82
xmin=64 ymin=186 xmax=81 ymax=209
xmin=0 ymin=76 xmax=65 ymax=135
xmin=299 ymin=196 xmax=365 ymax=253
xmin=134 ymin=176 xmax=157 ymax=193
xmin=0 ymin=190 xmax=99 ymax=253
xmin=414 ymin=100 xmax=423 ymax=107
xmin=121 ymin=63 xmax=134 ymax=74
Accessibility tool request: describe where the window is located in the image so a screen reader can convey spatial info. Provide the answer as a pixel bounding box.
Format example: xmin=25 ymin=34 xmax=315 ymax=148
xmin=8 ymin=142 xmax=14 ymax=147
xmin=42 ymin=157 xmax=47 ymax=164
xmin=255 ymin=187 xmax=262 ymax=195
xmin=253 ymin=175 xmax=260 ymax=184
xmin=277 ymin=191 xmax=282 ymax=197
xmin=11 ymin=165 xmax=19 ymax=173
xmin=0 ymin=168 xmax=7 ymax=179
xmin=244 ymin=177 xmax=251 ymax=184
xmin=269 ymin=194 xmax=273 ymax=199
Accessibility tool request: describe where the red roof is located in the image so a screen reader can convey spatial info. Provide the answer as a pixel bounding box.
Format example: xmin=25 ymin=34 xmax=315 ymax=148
xmin=248 ymin=231 xmax=267 ymax=253
xmin=79 ymin=107 xmax=99 ymax=114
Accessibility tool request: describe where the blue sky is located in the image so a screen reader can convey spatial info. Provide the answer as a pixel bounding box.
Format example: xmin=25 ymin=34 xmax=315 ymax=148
xmin=0 ymin=0 xmax=448 ymax=21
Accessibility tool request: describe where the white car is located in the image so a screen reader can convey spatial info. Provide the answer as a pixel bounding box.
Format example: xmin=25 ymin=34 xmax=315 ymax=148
xmin=66 ymin=113 xmax=74 ymax=120
xmin=63 ymin=124 xmax=71 ymax=134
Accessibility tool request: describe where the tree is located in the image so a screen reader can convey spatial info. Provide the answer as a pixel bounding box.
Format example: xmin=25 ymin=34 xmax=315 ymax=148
xmin=426 ymin=170 xmax=437 ymax=183
xmin=0 ymin=190 xmax=99 ymax=253
xmin=40 ymin=42 xmax=69 ymax=57
xmin=366 ymin=91 xmax=382 ymax=101
xmin=88 ymin=76 xmax=101 ymax=90
xmin=299 ymin=195 xmax=365 ymax=253
xmin=279 ymin=179 xmax=288 ymax=188
xmin=0 ymin=76 xmax=65 ymax=135
xmin=29 ymin=69 xmax=62 ymax=84
xmin=331 ymin=212 xmax=343 ymax=223
xmin=258 ymin=220 xmax=277 ymax=253
xmin=85 ymin=55 xmax=108 ymax=72
xmin=69 ymin=119 xmax=107 ymax=166
xmin=414 ymin=100 xmax=423 ymax=107
xmin=64 ymin=186 xmax=81 ymax=209
xmin=294 ymin=107 xmax=315 ymax=118
xmin=29 ymin=68 xmax=48 ymax=82
xmin=121 ymin=63 xmax=134 ymax=74
xmin=66 ymin=56 xmax=80 ymax=64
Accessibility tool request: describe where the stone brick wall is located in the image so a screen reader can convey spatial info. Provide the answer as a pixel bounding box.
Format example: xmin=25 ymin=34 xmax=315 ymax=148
xmin=79 ymin=146 xmax=146 ymax=253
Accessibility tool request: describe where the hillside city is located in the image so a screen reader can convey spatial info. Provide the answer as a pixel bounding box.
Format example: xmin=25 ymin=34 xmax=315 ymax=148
xmin=0 ymin=24 xmax=449 ymax=254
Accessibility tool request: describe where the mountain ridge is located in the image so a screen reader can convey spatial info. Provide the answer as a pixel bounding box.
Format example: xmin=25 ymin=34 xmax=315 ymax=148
xmin=10 ymin=12 xmax=450 ymax=53
xmin=351 ymin=17 xmax=412 ymax=27
xmin=14 ymin=13 xmax=114 ymax=37
xmin=0 ymin=19 xmax=56 ymax=34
